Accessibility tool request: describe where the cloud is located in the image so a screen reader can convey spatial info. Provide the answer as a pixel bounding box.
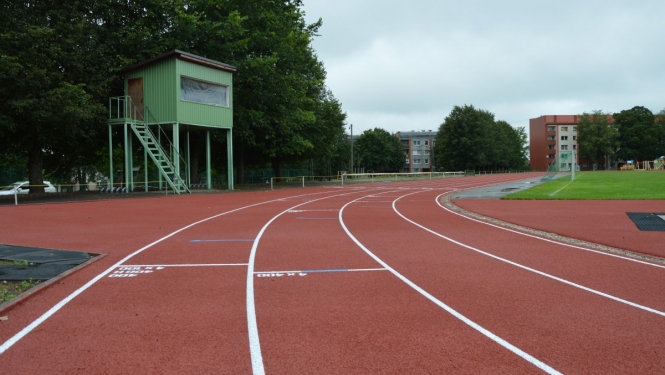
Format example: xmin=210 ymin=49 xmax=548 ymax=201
xmin=303 ymin=0 xmax=665 ymax=135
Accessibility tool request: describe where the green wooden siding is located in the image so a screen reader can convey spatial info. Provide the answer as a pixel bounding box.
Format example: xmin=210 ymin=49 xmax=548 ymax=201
xmin=125 ymin=58 xmax=177 ymax=123
xmin=175 ymin=59 xmax=233 ymax=128
xmin=123 ymin=56 xmax=232 ymax=128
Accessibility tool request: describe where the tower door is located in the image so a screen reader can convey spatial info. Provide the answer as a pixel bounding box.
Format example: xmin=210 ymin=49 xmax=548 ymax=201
xmin=127 ymin=78 xmax=144 ymax=120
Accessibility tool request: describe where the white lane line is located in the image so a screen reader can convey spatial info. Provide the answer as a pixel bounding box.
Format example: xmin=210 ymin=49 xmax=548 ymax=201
xmin=253 ymin=268 xmax=387 ymax=274
xmin=338 ymin=194 xmax=562 ymax=375
xmin=0 ymin=188 xmax=347 ymax=356
xmin=436 ymin=194 xmax=665 ymax=269
xmin=287 ymin=209 xmax=340 ymax=212
xmin=119 ymin=264 xmax=248 ymax=267
xmin=246 ymin=189 xmax=373 ymax=375
xmin=392 ymin=192 xmax=665 ymax=317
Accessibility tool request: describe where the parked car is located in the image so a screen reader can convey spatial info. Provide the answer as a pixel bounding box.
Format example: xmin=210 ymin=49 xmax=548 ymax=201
xmin=0 ymin=181 xmax=57 ymax=195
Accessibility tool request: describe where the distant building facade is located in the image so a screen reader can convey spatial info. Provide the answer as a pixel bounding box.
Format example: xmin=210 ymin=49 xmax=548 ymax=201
xmin=396 ymin=131 xmax=437 ymax=173
xmin=530 ymin=115 xmax=615 ymax=171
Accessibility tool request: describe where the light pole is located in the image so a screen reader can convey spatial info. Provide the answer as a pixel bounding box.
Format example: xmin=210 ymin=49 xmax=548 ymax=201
xmin=350 ymin=124 xmax=354 ymax=174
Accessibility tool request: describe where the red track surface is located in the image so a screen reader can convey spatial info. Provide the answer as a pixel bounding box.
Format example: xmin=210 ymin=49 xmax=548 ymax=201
xmin=0 ymin=173 xmax=663 ymax=374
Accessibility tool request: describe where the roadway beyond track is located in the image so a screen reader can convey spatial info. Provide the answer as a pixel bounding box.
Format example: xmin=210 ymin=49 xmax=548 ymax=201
xmin=0 ymin=172 xmax=663 ymax=374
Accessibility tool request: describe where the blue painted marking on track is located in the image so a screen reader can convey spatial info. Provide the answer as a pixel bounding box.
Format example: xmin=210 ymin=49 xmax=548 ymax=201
xmin=300 ymin=268 xmax=349 ymax=273
xmin=190 ymin=239 xmax=255 ymax=242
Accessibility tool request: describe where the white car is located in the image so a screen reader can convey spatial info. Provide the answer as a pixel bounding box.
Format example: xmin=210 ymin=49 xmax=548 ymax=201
xmin=0 ymin=181 xmax=57 ymax=195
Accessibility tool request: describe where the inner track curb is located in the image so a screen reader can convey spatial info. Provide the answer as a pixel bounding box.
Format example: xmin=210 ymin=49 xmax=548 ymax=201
xmin=442 ymin=192 xmax=665 ymax=266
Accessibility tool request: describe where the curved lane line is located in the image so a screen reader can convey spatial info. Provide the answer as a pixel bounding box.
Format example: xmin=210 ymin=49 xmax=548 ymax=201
xmin=338 ymin=193 xmax=562 ymax=375
xmin=246 ymin=189 xmax=376 ymax=375
xmin=0 ymin=189 xmax=351 ymax=356
xmin=436 ymin=193 xmax=665 ymax=269
xmin=392 ymin=191 xmax=665 ymax=317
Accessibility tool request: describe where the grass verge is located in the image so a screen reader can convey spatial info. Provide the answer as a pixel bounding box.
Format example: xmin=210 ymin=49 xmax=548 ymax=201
xmin=0 ymin=260 xmax=41 ymax=304
xmin=504 ymin=171 xmax=665 ymax=200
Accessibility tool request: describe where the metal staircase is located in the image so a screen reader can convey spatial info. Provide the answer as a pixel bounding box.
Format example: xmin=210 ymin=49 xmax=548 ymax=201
xmin=130 ymin=122 xmax=190 ymax=194
xmin=109 ymin=96 xmax=190 ymax=194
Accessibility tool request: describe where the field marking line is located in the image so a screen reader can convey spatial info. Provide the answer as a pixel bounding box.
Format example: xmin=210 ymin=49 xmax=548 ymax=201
xmin=118 ymin=264 xmax=248 ymax=267
xmin=246 ymin=189 xmax=377 ymax=375
xmin=254 ymin=268 xmax=387 ymax=274
xmin=0 ymin=188 xmax=353 ymax=356
xmin=338 ymin=192 xmax=561 ymax=375
xmin=436 ymin=194 xmax=665 ymax=269
xmin=392 ymin=192 xmax=665 ymax=317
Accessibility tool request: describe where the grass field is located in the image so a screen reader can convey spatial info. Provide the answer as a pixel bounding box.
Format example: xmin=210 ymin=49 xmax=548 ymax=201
xmin=504 ymin=171 xmax=665 ymax=200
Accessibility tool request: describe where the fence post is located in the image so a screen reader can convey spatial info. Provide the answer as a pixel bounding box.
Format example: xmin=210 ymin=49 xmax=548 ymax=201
xmin=302 ymin=176 xmax=305 ymax=188
xmin=271 ymin=177 xmax=274 ymax=190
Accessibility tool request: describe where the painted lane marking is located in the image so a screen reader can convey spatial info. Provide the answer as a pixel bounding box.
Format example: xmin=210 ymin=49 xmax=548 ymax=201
xmin=360 ymin=206 xmax=391 ymax=208
xmin=0 ymin=188 xmax=357 ymax=356
xmin=119 ymin=263 xmax=248 ymax=267
xmin=287 ymin=209 xmax=340 ymax=213
xmin=254 ymin=268 xmax=387 ymax=277
xmin=393 ymin=192 xmax=665 ymax=317
xmin=295 ymin=217 xmax=338 ymax=220
xmin=108 ymin=266 xmax=165 ymax=278
xmin=435 ymin=194 xmax=665 ymax=270
xmin=190 ymin=239 xmax=255 ymax=242
xmin=339 ymin=194 xmax=562 ymax=375
xmin=246 ymin=189 xmax=376 ymax=375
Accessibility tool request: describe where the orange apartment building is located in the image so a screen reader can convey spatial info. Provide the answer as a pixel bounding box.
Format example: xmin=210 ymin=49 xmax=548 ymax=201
xmin=530 ymin=115 xmax=618 ymax=171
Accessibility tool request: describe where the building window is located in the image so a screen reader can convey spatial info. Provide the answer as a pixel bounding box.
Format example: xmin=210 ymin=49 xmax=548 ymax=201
xmin=561 ymin=145 xmax=568 ymax=150
xmin=561 ymin=136 xmax=568 ymax=140
xmin=548 ymin=145 xmax=555 ymax=150
xmin=561 ymin=126 xmax=568 ymax=131
xmin=573 ymin=145 xmax=577 ymax=150
xmin=413 ymin=159 xmax=421 ymax=164
xmin=413 ymin=140 xmax=420 ymax=146
xmin=412 ymin=150 xmax=421 ymax=155
xmin=405 ymin=158 xmax=409 ymax=164
xmin=573 ymin=126 xmax=577 ymax=131
xmin=548 ymin=126 xmax=555 ymax=132
xmin=548 ymin=136 xmax=555 ymax=141
xmin=561 ymin=163 xmax=567 ymax=169
xmin=573 ymin=136 xmax=577 ymax=140
xmin=180 ymin=76 xmax=229 ymax=107
xmin=424 ymin=159 xmax=429 ymax=164
xmin=414 ymin=168 xmax=420 ymax=172
xmin=547 ymin=154 xmax=556 ymax=159
xmin=424 ymin=150 xmax=430 ymax=155
xmin=425 ymin=140 xmax=429 ymax=146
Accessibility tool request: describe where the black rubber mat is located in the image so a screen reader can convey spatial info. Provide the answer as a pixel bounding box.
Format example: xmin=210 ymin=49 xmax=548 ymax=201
xmin=0 ymin=244 xmax=89 ymax=265
xmin=626 ymin=212 xmax=665 ymax=231
xmin=0 ymin=264 xmax=75 ymax=281
xmin=0 ymin=244 xmax=90 ymax=281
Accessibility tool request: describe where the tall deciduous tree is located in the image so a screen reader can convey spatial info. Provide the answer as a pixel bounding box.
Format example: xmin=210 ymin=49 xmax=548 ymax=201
xmin=354 ymin=128 xmax=405 ymax=173
xmin=577 ymin=111 xmax=619 ymax=169
xmin=0 ymin=0 xmax=107 ymax=192
xmin=434 ymin=105 xmax=527 ymax=171
xmin=613 ymin=106 xmax=660 ymax=161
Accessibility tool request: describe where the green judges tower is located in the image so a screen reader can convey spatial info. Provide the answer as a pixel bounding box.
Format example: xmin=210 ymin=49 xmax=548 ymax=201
xmin=108 ymin=50 xmax=236 ymax=192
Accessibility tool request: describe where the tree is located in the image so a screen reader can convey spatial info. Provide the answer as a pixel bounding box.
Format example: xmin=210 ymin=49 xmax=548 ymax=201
xmin=354 ymin=128 xmax=405 ymax=173
xmin=434 ymin=105 xmax=490 ymax=171
xmin=0 ymin=0 xmax=108 ymax=193
xmin=613 ymin=106 xmax=660 ymax=161
xmin=577 ymin=111 xmax=619 ymax=169
xmin=434 ymin=105 xmax=527 ymax=171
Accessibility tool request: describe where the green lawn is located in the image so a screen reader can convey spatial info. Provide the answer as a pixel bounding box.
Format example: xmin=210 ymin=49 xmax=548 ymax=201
xmin=504 ymin=171 xmax=665 ymax=200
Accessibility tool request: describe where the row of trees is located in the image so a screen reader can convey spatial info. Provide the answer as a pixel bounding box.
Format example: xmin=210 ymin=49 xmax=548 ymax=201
xmin=0 ymin=0 xmax=348 ymax=189
xmin=578 ymin=106 xmax=665 ymax=166
xmin=433 ymin=105 xmax=529 ymax=171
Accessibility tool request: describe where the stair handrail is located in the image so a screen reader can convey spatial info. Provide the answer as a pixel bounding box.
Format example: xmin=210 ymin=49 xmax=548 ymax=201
xmin=143 ymin=105 xmax=190 ymax=188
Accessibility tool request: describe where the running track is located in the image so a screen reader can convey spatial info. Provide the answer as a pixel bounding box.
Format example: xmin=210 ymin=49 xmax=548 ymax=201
xmin=0 ymin=173 xmax=664 ymax=374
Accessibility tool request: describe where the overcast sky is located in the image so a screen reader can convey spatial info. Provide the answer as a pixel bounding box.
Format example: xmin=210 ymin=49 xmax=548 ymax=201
xmin=301 ymin=0 xmax=665 ymax=136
